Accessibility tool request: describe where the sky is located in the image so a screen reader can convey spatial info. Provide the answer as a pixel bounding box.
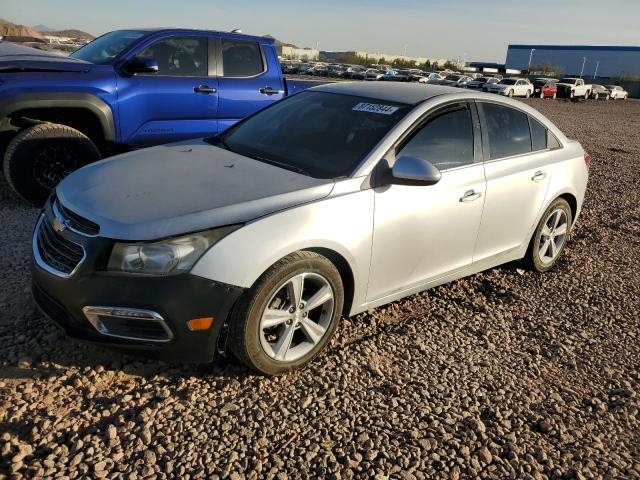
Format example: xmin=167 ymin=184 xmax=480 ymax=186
xmin=3 ymin=0 xmax=640 ymax=62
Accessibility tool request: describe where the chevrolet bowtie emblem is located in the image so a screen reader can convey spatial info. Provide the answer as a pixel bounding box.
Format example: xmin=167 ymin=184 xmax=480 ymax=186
xmin=52 ymin=218 xmax=66 ymax=233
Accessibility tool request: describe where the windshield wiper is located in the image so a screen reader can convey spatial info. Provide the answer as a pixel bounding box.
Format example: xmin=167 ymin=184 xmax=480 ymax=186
xmin=250 ymin=155 xmax=312 ymax=177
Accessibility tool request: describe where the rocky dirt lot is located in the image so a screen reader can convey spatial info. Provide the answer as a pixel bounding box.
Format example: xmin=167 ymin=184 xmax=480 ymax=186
xmin=1 ymin=98 xmax=639 ymax=479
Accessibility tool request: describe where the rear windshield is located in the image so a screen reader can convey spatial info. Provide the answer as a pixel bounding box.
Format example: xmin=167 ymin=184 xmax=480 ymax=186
xmin=71 ymin=30 xmax=146 ymax=64
xmin=211 ymin=91 xmax=410 ymax=178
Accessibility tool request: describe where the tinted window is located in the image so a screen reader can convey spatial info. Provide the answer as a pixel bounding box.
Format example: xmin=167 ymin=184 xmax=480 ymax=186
xmin=222 ymin=40 xmax=264 ymax=77
xmin=399 ymin=103 xmax=474 ymax=170
xmin=501 ymin=79 xmax=517 ymax=85
xmin=547 ymin=131 xmax=561 ymax=149
xmin=71 ymin=30 xmax=145 ymax=64
xmin=529 ymin=117 xmax=547 ymax=151
xmin=138 ymin=37 xmax=207 ymax=76
xmin=481 ymin=103 xmax=532 ymax=159
xmin=214 ymin=92 xmax=410 ymax=178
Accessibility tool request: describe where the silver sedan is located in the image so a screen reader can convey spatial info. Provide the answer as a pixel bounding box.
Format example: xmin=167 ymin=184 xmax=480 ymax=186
xmin=32 ymin=83 xmax=589 ymax=375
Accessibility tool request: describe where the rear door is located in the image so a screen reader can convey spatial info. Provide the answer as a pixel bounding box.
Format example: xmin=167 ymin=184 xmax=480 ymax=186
xmin=473 ymin=102 xmax=552 ymax=262
xmin=117 ymin=35 xmax=218 ymax=147
xmin=216 ymin=38 xmax=285 ymax=132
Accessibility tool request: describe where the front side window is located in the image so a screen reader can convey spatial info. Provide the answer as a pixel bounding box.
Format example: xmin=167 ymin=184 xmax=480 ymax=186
xmin=138 ymin=37 xmax=207 ymax=76
xmin=221 ymin=40 xmax=264 ymax=77
xmin=398 ymin=103 xmax=474 ymax=171
xmin=481 ymin=103 xmax=532 ymax=160
xmin=213 ymin=91 xmax=410 ymax=178
xmin=71 ymin=30 xmax=146 ymax=64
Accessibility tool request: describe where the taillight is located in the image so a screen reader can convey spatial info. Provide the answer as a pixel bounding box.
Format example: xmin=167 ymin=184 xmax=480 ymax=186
xmin=584 ymin=152 xmax=591 ymax=169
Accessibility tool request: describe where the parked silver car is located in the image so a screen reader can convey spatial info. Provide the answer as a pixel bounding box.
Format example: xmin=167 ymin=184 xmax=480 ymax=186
xmin=32 ymin=83 xmax=589 ymax=375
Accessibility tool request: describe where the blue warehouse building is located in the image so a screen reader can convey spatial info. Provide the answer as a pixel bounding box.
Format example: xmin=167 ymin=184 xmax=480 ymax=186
xmin=506 ymin=45 xmax=640 ymax=78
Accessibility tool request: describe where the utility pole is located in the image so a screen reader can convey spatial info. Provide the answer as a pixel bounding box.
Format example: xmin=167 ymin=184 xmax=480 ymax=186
xmin=527 ymin=48 xmax=536 ymax=72
xmin=580 ymin=56 xmax=586 ymax=78
xmin=594 ymin=60 xmax=600 ymax=79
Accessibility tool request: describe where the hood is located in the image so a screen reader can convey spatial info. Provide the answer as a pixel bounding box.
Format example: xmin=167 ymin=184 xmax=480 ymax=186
xmin=0 ymin=44 xmax=93 ymax=73
xmin=56 ymin=140 xmax=334 ymax=240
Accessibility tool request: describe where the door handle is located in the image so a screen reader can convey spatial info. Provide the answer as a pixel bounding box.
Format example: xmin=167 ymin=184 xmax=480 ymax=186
xmin=532 ymin=170 xmax=547 ymax=182
xmin=460 ymin=190 xmax=482 ymax=202
xmin=194 ymin=85 xmax=217 ymax=94
xmin=259 ymin=87 xmax=282 ymax=95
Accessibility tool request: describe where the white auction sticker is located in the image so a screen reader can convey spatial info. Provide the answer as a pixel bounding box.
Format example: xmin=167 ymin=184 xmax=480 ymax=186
xmin=352 ymin=103 xmax=399 ymax=115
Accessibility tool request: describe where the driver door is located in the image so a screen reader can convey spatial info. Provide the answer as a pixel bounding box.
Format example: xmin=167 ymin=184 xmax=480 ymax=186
xmin=366 ymin=102 xmax=487 ymax=302
xmin=117 ymin=35 xmax=219 ymax=147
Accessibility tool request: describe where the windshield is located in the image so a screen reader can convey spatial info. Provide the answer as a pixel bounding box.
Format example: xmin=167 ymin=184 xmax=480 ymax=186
xmin=500 ymin=79 xmax=517 ymax=85
xmin=560 ymin=78 xmax=577 ymax=84
xmin=71 ymin=30 xmax=146 ymax=64
xmin=211 ymin=91 xmax=410 ymax=179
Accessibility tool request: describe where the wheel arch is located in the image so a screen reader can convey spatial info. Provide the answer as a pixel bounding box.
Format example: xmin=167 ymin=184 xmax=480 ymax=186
xmin=0 ymin=93 xmax=116 ymax=147
xmin=304 ymin=247 xmax=355 ymax=316
xmin=558 ymin=192 xmax=578 ymax=225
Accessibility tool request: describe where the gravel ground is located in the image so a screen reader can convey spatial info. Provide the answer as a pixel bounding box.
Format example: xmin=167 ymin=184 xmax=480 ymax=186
xmin=1 ymin=98 xmax=639 ymax=479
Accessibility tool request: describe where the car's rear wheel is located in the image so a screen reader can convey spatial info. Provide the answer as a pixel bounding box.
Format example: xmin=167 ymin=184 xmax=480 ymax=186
xmin=525 ymin=198 xmax=573 ymax=273
xmin=3 ymin=123 xmax=100 ymax=206
xmin=508 ymin=89 xmax=514 ymax=97
xmin=525 ymin=90 xmax=531 ymax=98
xmin=606 ymin=94 xmax=610 ymax=100
xmin=228 ymin=251 xmax=344 ymax=375
xmin=594 ymin=93 xmax=599 ymax=100
xmin=553 ymin=92 xmax=557 ymax=99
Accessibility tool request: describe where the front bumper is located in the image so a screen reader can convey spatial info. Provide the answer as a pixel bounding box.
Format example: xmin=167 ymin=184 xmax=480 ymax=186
xmin=31 ymin=198 xmax=244 ymax=363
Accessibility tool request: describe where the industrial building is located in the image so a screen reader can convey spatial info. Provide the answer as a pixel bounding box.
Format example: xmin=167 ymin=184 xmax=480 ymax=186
xmin=320 ymin=50 xmax=448 ymax=67
xmin=506 ymin=45 xmax=640 ymax=78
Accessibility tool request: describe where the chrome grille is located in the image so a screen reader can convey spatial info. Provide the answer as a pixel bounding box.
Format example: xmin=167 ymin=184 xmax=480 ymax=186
xmin=35 ymin=216 xmax=85 ymax=276
xmin=54 ymin=200 xmax=100 ymax=236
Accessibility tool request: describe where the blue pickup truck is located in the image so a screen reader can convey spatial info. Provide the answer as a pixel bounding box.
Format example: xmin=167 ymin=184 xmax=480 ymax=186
xmin=0 ymin=29 xmax=322 ymax=204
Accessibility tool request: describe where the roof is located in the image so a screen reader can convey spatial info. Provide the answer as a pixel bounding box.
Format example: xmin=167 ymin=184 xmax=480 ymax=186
xmin=114 ymin=28 xmax=273 ymax=44
xmin=509 ymin=44 xmax=640 ymax=52
xmin=310 ymin=82 xmax=459 ymax=105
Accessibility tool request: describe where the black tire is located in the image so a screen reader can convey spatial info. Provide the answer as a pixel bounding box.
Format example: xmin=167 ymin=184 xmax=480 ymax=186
xmin=228 ymin=251 xmax=344 ymax=375
xmin=3 ymin=123 xmax=101 ymax=206
xmin=525 ymin=198 xmax=573 ymax=273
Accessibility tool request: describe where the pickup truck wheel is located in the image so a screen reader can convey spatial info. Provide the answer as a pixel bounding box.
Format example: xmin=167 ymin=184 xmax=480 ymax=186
xmin=569 ymin=91 xmax=575 ymax=99
xmin=525 ymin=198 xmax=572 ymax=273
xmin=228 ymin=251 xmax=344 ymax=375
xmin=3 ymin=123 xmax=100 ymax=206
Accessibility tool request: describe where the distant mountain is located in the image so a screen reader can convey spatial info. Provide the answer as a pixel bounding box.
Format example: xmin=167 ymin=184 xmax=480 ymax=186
xmin=0 ymin=18 xmax=44 ymax=39
xmin=32 ymin=24 xmax=54 ymax=32
xmin=43 ymin=29 xmax=94 ymax=40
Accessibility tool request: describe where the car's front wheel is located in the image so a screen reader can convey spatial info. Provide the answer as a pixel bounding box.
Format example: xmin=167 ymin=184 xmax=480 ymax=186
xmin=3 ymin=123 xmax=100 ymax=205
xmin=525 ymin=198 xmax=573 ymax=273
xmin=228 ymin=251 xmax=344 ymax=375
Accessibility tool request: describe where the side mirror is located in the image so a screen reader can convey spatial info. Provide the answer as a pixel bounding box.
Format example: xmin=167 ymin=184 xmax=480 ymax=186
xmin=390 ymin=156 xmax=442 ymax=186
xmin=122 ymin=57 xmax=158 ymax=75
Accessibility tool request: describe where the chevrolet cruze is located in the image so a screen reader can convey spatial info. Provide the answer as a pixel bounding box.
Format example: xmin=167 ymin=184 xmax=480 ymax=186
xmin=32 ymin=83 xmax=589 ymax=375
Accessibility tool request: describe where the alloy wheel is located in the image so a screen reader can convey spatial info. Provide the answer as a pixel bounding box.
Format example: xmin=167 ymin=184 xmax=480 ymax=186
xmin=259 ymin=273 xmax=335 ymax=362
xmin=538 ymin=209 xmax=569 ymax=265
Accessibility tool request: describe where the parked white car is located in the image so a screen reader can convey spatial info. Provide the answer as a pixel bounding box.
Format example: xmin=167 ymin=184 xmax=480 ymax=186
xmin=484 ymin=78 xmax=534 ymax=98
xmin=422 ymin=72 xmax=446 ymax=84
xmin=556 ymin=78 xmax=592 ymax=99
xmin=606 ymin=85 xmax=629 ymax=100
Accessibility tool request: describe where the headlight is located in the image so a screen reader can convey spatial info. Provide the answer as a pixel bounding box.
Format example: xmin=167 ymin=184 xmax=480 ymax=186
xmin=107 ymin=225 xmax=240 ymax=275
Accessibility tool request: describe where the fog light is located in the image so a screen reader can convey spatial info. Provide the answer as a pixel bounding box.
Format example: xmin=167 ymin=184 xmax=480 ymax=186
xmin=187 ymin=317 xmax=214 ymax=331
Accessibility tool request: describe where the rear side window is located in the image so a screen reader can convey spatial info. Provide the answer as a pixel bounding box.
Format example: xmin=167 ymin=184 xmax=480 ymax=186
xmin=138 ymin=37 xmax=207 ymax=76
xmin=222 ymin=40 xmax=264 ymax=77
xmin=529 ymin=117 xmax=547 ymax=151
xmin=398 ymin=103 xmax=474 ymax=170
xmin=481 ymin=103 xmax=532 ymax=159
xmin=547 ymin=131 xmax=561 ymax=149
